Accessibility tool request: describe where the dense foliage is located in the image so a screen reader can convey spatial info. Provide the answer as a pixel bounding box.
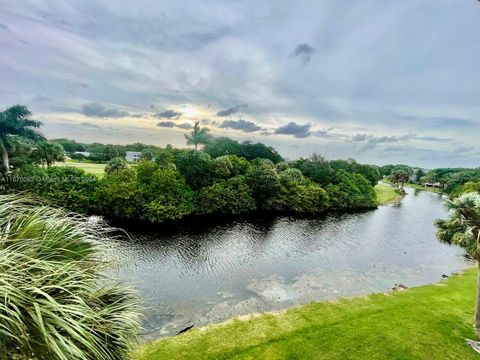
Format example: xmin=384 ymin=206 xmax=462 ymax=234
xmin=3 ymin=144 xmax=379 ymax=223
xmin=0 ymin=195 xmax=140 ymax=359
xmin=204 ymin=137 xmax=283 ymax=163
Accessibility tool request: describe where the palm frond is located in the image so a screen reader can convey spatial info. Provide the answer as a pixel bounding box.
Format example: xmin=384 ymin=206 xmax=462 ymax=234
xmin=0 ymin=195 xmax=141 ymax=359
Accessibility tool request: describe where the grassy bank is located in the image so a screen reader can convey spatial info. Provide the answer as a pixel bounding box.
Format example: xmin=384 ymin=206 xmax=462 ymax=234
xmin=374 ymin=183 xmax=403 ymax=205
xmin=134 ymin=269 xmax=477 ymax=360
xmin=405 ymin=183 xmax=442 ymax=193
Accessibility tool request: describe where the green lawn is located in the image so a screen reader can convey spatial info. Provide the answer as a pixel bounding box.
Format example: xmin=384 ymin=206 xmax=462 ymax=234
xmin=134 ymin=269 xmax=478 ymax=360
xmin=57 ymin=160 xmax=106 ymax=176
xmin=374 ymin=183 xmax=403 ymax=205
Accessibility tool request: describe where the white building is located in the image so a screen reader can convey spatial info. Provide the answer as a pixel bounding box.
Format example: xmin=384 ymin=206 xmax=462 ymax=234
xmin=125 ymin=151 xmax=142 ymax=162
xmin=74 ymin=151 xmax=91 ymax=157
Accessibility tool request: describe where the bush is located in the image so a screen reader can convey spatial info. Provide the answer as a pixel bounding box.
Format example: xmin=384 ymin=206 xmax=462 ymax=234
xmin=212 ymin=155 xmax=233 ymax=179
xmin=195 ymin=176 xmax=256 ymax=215
xmin=105 ymin=157 xmax=128 ymax=175
xmin=3 ymin=165 xmax=99 ymax=213
xmin=97 ymin=164 xmax=194 ymax=222
xmin=175 ymin=151 xmax=214 ymax=190
xmin=0 ymin=195 xmax=140 ymax=359
xmin=245 ymin=159 xmax=281 ymax=207
xmin=141 ymin=167 xmax=194 ymax=222
xmin=96 ymin=167 xmax=140 ymax=219
xmin=267 ymin=178 xmax=329 ymax=214
xmin=325 ymin=170 xmax=376 ymax=209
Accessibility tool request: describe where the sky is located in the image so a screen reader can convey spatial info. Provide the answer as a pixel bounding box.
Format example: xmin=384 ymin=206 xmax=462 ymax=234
xmin=1 ymin=0 xmax=479 ymax=168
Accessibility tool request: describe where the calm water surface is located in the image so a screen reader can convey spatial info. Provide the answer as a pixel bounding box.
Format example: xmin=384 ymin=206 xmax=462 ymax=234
xmin=104 ymin=187 xmax=471 ymax=338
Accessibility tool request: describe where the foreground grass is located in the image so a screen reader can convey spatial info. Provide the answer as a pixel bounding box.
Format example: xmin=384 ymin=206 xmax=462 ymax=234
xmin=57 ymin=160 xmax=106 ymax=176
xmin=405 ymin=182 xmax=442 ymax=193
xmin=374 ymin=183 xmax=403 ymax=205
xmin=134 ymin=269 xmax=477 ymax=360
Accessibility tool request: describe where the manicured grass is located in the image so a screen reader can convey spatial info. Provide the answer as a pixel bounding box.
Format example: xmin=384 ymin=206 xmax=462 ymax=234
xmin=57 ymin=160 xmax=106 ymax=176
xmin=374 ymin=183 xmax=403 ymax=205
xmin=405 ymin=183 xmax=442 ymax=193
xmin=134 ymin=269 xmax=478 ymax=360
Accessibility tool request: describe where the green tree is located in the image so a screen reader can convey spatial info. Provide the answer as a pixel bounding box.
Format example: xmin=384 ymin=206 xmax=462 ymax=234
xmin=97 ymin=168 xmax=140 ymax=218
xmin=141 ymin=149 xmax=155 ymax=161
xmin=325 ymin=170 xmax=376 ymax=209
xmin=8 ymin=137 xmax=36 ymax=168
xmin=103 ymin=146 xmax=120 ymax=160
xmin=245 ymin=159 xmax=281 ymax=207
xmin=33 ymin=141 xmax=65 ymax=167
xmin=0 ymin=105 xmax=44 ymax=171
xmin=267 ymin=175 xmax=329 ymax=214
xmin=291 ymin=154 xmax=333 ymax=186
xmin=203 ymin=137 xmax=242 ymax=158
xmin=175 ymin=151 xmax=214 ymax=190
xmin=105 ymin=157 xmax=128 ymax=175
xmin=204 ymin=137 xmax=283 ymax=163
xmin=212 ymin=156 xmax=233 ymax=179
xmin=228 ymin=155 xmax=251 ymax=176
xmin=154 ymin=148 xmax=175 ymax=168
xmin=435 ymin=192 xmax=480 ymax=338
xmin=141 ymin=167 xmax=194 ymax=222
xmin=389 ymin=166 xmax=413 ymax=188
xmin=185 ymin=121 xmax=212 ymax=151
xmin=195 ymin=176 xmax=256 ymax=215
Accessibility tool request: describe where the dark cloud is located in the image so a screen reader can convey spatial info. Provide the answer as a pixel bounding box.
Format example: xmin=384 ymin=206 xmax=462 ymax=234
xmin=274 ymin=122 xmax=311 ymax=138
xmin=79 ymin=122 xmax=101 ymax=129
xmin=216 ymin=103 xmax=248 ymax=117
xmin=157 ymin=121 xmax=192 ymax=129
xmin=155 ymin=109 xmax=182 ymax=119
xmin=219 ymin=119 xmax=261 ymax=132
xmin=82 ymin=102 xmax=129 ymax=118
xmin=156 ymin=121 xmax=176 ymax=128
xmin=293 ymin=43 xmax=314 ymax=64
xmin=351 ymin=134 xmax=369 ymax=142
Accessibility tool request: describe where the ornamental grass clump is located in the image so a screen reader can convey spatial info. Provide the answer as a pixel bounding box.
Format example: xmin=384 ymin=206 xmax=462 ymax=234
xmin=0 ymin=195 xmax=141 ymax=359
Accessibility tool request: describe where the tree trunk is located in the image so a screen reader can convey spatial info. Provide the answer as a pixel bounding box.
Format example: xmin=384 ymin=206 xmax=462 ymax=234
xmin=1 ymin=144 xmax=9 ymax=172
xmin=476 ymin=262 xmax=480 ymax=339
xmin=194 ymin=143 xmax=198 ymax=151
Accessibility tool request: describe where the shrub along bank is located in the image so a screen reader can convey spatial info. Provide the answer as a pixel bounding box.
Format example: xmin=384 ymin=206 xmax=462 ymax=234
xmin=3 ymin=149 xmax=380 ymax=224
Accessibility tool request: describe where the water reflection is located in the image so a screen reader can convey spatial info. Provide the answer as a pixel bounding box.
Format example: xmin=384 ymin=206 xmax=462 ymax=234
xmin=104 ymin=187 xmax=471 ymax=339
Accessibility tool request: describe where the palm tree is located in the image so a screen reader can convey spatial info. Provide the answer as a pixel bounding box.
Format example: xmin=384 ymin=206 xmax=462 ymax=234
xmin=34 ymin=141 xmax=65 ymax=167
xmin=435 ymin=192 xmax=480 ymax=338
xmin=184 ymin=121 xmax=212 ymax=151
xmin=0 ymin=105 xmax=44 ymax=171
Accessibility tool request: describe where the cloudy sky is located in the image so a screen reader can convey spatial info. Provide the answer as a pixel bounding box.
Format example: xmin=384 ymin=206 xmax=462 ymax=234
xmin=1 ymin=0 xmax=479 ymax=167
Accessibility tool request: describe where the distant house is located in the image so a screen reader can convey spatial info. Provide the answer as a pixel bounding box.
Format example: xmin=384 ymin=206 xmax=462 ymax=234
xmin=125 ymin=151 xmax=142 ymax=162
xmin=74 ymin=151 xmax=91 ymax=157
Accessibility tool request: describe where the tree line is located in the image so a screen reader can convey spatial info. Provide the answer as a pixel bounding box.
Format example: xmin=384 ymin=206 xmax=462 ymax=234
xmin=4 ymin=149 xmax=380 ymax=223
